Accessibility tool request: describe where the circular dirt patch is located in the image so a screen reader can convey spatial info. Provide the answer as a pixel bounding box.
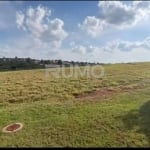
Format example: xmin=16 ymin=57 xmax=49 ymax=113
xmin=2 ymin=123 xmax=23 ymax=133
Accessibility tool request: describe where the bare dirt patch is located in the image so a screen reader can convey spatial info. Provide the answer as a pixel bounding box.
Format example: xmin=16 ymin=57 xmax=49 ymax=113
xmin=76 ymin=88 xmax=118 ymax=100
xmin=75 ymin=84 xmax=141 ymax=101
xmin=76 ymin=88 xmax=116 ymax=98
xmin=2 ymin=123 xmax=23 ymax=133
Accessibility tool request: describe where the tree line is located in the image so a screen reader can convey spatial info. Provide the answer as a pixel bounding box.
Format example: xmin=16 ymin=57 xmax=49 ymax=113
xmin=0 ymin=57 xmax=102 ymax=71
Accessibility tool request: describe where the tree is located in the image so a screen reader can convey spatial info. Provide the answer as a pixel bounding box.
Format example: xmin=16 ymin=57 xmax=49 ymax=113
xmin=58 ymin=59 xmax=63 ymax=65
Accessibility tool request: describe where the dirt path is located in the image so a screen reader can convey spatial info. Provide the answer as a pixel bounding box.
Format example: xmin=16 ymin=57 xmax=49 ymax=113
xmin=75 ymin=84 xmax=142 ymax=101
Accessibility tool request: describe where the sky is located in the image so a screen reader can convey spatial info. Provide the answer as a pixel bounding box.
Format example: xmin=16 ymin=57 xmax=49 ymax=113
xmin=0 ymin=1 xmax=150 ymax=63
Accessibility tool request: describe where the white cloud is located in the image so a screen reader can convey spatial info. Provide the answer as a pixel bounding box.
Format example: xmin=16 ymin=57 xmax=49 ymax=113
xmin=103 ymin=37 xmax=150 ymax=52
xmin=68 ymin=36 xmax=150 ymax=63
xmin=78 ymin=16 xmax=105 ymax=37
xmin=133 ymin=1 xmax=150 ymax=9
xmin=103 ymin=1 xmax=150 ymax=25
xmin=102 ymin=48 xmax=150 ymax=64
xmin=98 ymin=1 xmax=138 ymax=27
xmin=16 ymin=5 xmax=68 ymax=48
xmin=0 ymin=36 xmax=60 ymax=59
xmin=72 ymin=44 xmax=98 ymax=55
xmin=1 ymin=36 xmax=150 ymax=63
xmin=79 ymin=1 xmax=150 ymax=37
xmin=72 ymin=45 xmax=86 ymax=55
xmin=16 ymin=11 xmax=25 ymax=29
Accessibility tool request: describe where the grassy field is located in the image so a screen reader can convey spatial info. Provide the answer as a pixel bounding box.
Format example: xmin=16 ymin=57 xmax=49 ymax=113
xmin=0 ymin=62 xmax=150 ymax=147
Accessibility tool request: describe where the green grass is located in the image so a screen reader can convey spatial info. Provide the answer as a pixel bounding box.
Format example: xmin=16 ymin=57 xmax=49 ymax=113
xmin=0 ymin=62 xmax=150 ymax=147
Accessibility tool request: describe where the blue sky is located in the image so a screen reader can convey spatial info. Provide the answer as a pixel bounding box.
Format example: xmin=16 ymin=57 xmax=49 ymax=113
xmin=0 ymin=1 xmax=150 ymax=63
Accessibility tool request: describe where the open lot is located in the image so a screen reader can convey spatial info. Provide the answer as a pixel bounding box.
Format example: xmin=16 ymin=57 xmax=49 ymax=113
xmin=0 ymin=62 xmax=150 ymax=147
